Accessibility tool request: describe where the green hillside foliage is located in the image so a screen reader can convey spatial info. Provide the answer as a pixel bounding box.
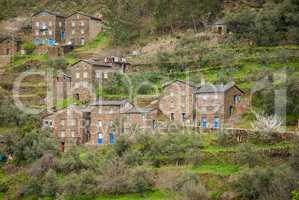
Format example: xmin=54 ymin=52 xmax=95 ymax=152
xmin=0 ymin=0 xmax=102 ymax=20
xmin=226 ymin=0 xmax=299 ymax=45
xmin=100 ymin=0 xmax=222 ymax=45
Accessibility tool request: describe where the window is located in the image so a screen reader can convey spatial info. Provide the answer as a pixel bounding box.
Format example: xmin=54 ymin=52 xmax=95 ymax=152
xmin=72 ymin=29 xmax=75 ymax=35
xmin=97 ymin=120 xmax=102 ymax=127
xmin=71 ymin=131 xmax=76 ymax=137
xmin=170 ymin=92 xmax=174 ymax=97
xmin=35 ymin=30 xmax=39 ymax=36
xmin=49 ymin=30 xmax=53 ymax=36
xmin=70 ymin=119 xmax=76 ymax=126
xmin=49 ymin=21 xmax=52 ymax=27
xmin=233 ymin=95 xmax=240 ymax=104
xmin=170 ymin=113 xmax=175 ymax=121
xmin=81 ymin=29 xmax=85 ymax=34
xmin=203 ymin=95 xmax=208 ymax=100
xmin=201 ymin=115 xmax=207 ymax=128
xmin=182 ymin=113 xmax=186 ymax=121
xmin=104 ymin=73 xmax=108 ymax=79
xmin=83 ymin=72 xmax=88 ymax=78
xmin=49 ymin=121 xmax=53 ymax=127
xmin=59 ymin=22 xmax=62 ymax=27
xmin=61 ymin=131 xmax=65 ymax=138
xmin=6 ymin=49 xmax=9 ymax=55
xmin=142 ymin=113 xmax=146 ymax=120
xmin=61 ymin=120 xmax=65 ymax=126
xmin=77 ymin=15 xmax=80 ymax=19
xmin=80 ymin=37 xmax=85 ymax=45
xmin=214 ymin=115 xmax=219 ymax=129
xmin=96 ymin=72 xmax=101 ymax=78
xmin=81 ymin=21 xmax=85 ymax=26
xmin=36 ymin=22 xmax=40 ymax=27
xmin=72 ymin=21 xmax=76 ymax=27
xmin=228 ymin=106 xmax=234 ymax=117
xmin=76 ymin=72 xmax=80 ymax=79
xmin=42 ymin=22 xmax=46 ymax=28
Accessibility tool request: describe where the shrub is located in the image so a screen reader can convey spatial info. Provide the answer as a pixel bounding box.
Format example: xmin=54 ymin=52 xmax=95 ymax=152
xmin=235 ymin=144 xmax=262 ymax=168
xmin=55 ymin=147 xmax=86 ymax=173
xmin=216 ymin=131 xmax=237 ymax=146
xmin=234 ymin=166 xmax=296 ymax=200
xmin=130 ymin=167 xmax=154 ymax=196
xmin=22 ymin=42 xmax=35 ymax=54
xmin=290 ymin=146 xmax=299 ymax=171
xmin=41 ymin=169 xmax=58 ymax=197
xmin=12 ymin=129 xmax=60 ymax=164
xmin=178 ymin=181 xmax=209 ymax=200
xmin=97 ymin=157 xmax=133 ymax=195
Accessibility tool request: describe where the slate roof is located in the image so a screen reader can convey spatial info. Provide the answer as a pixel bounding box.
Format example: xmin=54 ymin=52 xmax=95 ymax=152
xmin=67 ymin=11 xmax=102 ymax=21
xmin=121 ymin=106 xmax=155 ymax=114
xmin=72 ymin=59 xmax=114 ymax=68
xmin=90 ymin=100 xmax=129 ymax=106
xmin=32 ymin=10 xmax=66 ymax=18
xmin=162 ymin=80 xmax=199 ymax=89
xmin=195 ymin=82 xmax=244 ymax=94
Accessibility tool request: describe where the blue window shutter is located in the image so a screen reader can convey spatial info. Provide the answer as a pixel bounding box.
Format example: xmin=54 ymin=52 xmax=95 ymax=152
xmin=109 ymin=133 xmax=114 ymax=144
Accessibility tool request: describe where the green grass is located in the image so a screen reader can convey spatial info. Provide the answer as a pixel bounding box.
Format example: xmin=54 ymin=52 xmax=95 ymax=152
xmin=0 ymin=193 xmax=4 ymax=200
xmin=95 ymin=191 xmax=170 ymax=200
xmin=191 ymin=164 xmax=240 ymax=176
xmin=11 ymin=54 xmax=49 ymax=66
xmin=77 ymin=33 xmax=110 ymax=52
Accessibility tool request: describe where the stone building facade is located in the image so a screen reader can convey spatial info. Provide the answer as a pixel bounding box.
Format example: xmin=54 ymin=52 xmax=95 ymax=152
xmin=70 ymin=58 xmax=129 ymax=103
xmin=121 ymin=107 xmax=158 ymax=132
xmin=0 ymin=36 xmax=21 ymax=56
xmin=32 ymin=11 xmax=66 ymax=46
xmin=43 ymin=106 xmax=91 ymax=150
xmin=88 ymin=100 xmax=133 ymax=145
xmin=194 ymin=82 xmax=245 ymax=129
xmin=159 ymin=80 xmax=197 ymax=125
xmin=65 ymin=12 xmax=102 ymax=46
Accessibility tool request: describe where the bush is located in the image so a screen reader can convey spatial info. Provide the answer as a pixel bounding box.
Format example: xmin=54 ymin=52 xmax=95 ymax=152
xmin=12 ymin=129 xmax=60 ymax=164
xmin=235 ymin=144 xmax=262 ymax=168
xmin=234 ymin=166 xmax=296 ymax=200
xmin=97 ymin=157 xmax=133 ymax=195
xmin=22 ymin=42 xmax=35 ymax=54
xmin=130 ymin=167 xmax=154 ymax=196
xmin=178 ymin=181 xmax=209 ymax=200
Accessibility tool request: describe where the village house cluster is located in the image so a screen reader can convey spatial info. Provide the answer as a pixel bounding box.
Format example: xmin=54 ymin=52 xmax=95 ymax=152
xmin=0 ymin=10 xmax=103 ymax=66
xmin=43 ymin=58 xmax=246 ymax=149
xmin=32 ymin=11 xmax=102 ymax=46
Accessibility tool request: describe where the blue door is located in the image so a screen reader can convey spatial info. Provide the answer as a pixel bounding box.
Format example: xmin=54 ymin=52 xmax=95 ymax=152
xmin=48 ymin=39 xmax=55 ymax=46
xmin=214 ymin=116 xmax=219 ymax=129
xmin=98 ymin=133 xmax=103 ymax=144
xmin=109 ymin=132 xmax=114 ymax=144
xmin=60 ymin=32 xmax=65 ymax=40
xmin=201 ymin=116 xmax=207 ymax=128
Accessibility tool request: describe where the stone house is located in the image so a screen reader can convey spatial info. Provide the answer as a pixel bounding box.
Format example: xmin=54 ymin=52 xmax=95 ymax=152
xmin=88 ymin=100 xmax=133 ymax=145
xmin=32 ymin=11 xmax=66 ymax=46
xmin=194 ymin=82 xmax=245 ymax=129
xmin=0 ymin=36 xmax=21 ymax=56
xmin=159 ymin=80 xmax=197 ymax=125
xmin=212 ymin=19 xmax=227 ymax=35
xmin=42 ymin=106 xmax=91 ymax=150
xmin=70 ymin=58 xmax=129 ymax=103
xmin=65 ymin=12 xmax=102 ymax=46
xmin=121 ymin=106 xmax=158 ymax=132
xmin=50 ymin=72 xmax=72 ymax=108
